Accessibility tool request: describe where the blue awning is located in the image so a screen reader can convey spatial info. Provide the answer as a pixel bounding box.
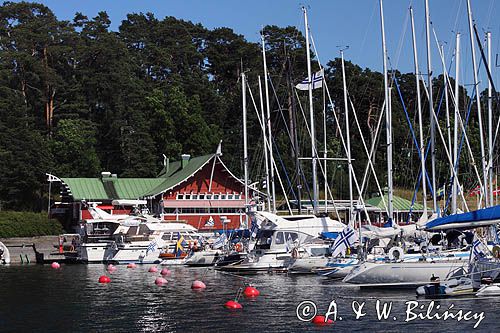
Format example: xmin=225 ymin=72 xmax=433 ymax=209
xmin=425 ymin=205 xmax=500 ymax=231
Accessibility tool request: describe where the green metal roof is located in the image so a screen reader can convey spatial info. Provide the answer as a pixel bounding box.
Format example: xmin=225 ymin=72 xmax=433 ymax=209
xmin=61 ymin=178 xmax=109 ymax=201
xmin=59 ymin=154 xmax=215 ymax=201
xmin=143 ymin=154 xmax=214 ymax=197
xmin=365 ymin=194 xmax=425 ymax=212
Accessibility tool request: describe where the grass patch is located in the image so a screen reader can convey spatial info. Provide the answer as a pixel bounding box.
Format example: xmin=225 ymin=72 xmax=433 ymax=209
xmin=0 ymin=211 xmax=63 ymax=238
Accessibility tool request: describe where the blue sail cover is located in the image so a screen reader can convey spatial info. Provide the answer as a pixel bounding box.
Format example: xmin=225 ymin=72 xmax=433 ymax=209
xmin=425 ymin=205 xmax=500 ymax=231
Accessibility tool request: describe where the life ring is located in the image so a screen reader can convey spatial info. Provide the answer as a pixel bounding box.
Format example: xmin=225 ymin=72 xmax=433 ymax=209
xmin=388 ymin=246 xmax=404 ymax=261
xmin=234 ymin=243 xmax=243 ymax=252
xmin=492 ymin=245 xmax=500 ymax=259
xmin=292 ymin=248 xmax=299 ymax=259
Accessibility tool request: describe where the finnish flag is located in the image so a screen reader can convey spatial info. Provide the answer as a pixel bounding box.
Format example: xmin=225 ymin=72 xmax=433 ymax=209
xmin=472 ymin=235 xmax=489 ymax=261
xmin=295 ymin=69 xmax=324 ymax=90
xmin=330 ymin=225 xmax=358 ymax=258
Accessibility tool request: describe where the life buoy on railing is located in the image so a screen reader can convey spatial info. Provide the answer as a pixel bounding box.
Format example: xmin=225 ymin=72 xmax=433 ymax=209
xmin=234 ymin=243 xmax=243 ymax=252
xmin=492 ymin=245 xmax=500 ymax=259
xmin=292 ymin=248 xmax=299 ymax=259
xmin=388 ymin=246 xmax=404 ymax=261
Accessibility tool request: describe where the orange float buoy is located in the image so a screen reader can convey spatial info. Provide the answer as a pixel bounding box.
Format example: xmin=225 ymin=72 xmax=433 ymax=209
xmin=51 ymin=262 xmax=60 ymax=269
xmin=99 ymin=275 xmax=111 ymax=283
xmin=127 ymin=263 xmax=137 ymax=269
xmin=155 ymin=277 xmax=168 ymax=286
xmin=191 ymin=280 xmax=206 ymax=290
xmin=224 ymin=300 xmax=242 ymax=309
xmin=148 ymin=266 xmax=158 ymax=273
xmin=160 ymin=268 xmax=171 ymax=276
xmin=312 ymin=315 xmax=334 ymax=326
xmin=243 ymin=286 xmax=260 ymax=297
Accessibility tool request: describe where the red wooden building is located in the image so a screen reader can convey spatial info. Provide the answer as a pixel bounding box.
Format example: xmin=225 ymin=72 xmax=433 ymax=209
xmin=49 ymin=152 xmax=259 ymax=231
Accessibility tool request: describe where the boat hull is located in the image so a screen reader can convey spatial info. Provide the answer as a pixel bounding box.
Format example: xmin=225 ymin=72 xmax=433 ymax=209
xmin=344 ymin=261 xmax=468 ymax=287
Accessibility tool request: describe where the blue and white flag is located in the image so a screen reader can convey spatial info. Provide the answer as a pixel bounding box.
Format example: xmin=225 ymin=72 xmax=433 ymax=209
xmin=295 ymin=69 xmax=324 ymax=90
xmin=330 ymin=225 xmax=358 ymax=258
xmin=472 ymin=234 xmax=489 ymax=261
xmin=212 ymin=233 xmax=227 ymax=249
xmin=146 ymin=233 xmax=164 ymax=255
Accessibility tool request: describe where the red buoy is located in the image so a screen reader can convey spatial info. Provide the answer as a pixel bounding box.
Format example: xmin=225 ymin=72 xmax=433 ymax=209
xmin=312 ymin=315 xmax=334 ymax=326
xmin=148 ymin=266 xmax=158 ymax=273
xmin=160 ymin=268 xmax=171 ymax=276
xmin=127 ymin=263 xmax=137 ymax=269
xmin=243 ymin=286 xmax=260 ymax=297
xmin=51 ymin=262 xmax=60 ymax=269
xmin=191 ymin=280 xmax=206 ymax=290
xmin=99 ymin=275 xmax=111 ymax=284
xmin=107 ymin=264 xmax=117 ymax=273
xmin=224 ymin=300 xmax=243 ymax=309
xmin=155 ymin=277 xmax=168 ymax=286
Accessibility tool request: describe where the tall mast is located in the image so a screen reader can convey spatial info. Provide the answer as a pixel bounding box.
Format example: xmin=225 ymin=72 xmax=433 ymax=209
xmin=323 ymin=83 xmax=328 ymax=212
xmin=410 ymin=6 xmax=427 ymax=217
xmin=425 ymin=0 xmax=437 ymax=214
xmin=242 ymin=72 xmax=249 ymax=228
xmin=287 ymin=57 xmax=302 ymax=214
xmin=341 ymin=50 xmax=353 ymax=225
xmin=487 ymin=31 xmax=493 ymax=207
xmin=380 ymin=0 xmax=393 ymax=225
xmin=452 ymin=33 xmax=461 ymax=214
xmin=441 ymin=44 xmax=453 ymax=203
xmin=258 ymin=76 xmax=271 ymax=211
xmin=261 ymin=33 xmax=277 ymax=212
xmin=466 ymin=0 xmax=488 ymax=208
xmin=303 ymin=7 xmax=319 ymax=214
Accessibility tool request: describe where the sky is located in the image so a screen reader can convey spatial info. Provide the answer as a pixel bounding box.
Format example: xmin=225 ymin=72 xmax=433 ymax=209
xmin=18 ymin=0 xmax=500 ymax=87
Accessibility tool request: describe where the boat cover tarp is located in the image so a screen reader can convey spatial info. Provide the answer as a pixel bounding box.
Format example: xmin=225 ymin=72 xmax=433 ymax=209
xmin=425 ymin=205 xmax=500 ymax=231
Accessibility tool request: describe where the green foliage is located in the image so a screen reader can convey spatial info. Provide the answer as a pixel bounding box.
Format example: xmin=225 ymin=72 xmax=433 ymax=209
xmin=0 ymin=2 xmax=491 ymax=211
xmin=0 ymin=211 xmax=63 ymax=237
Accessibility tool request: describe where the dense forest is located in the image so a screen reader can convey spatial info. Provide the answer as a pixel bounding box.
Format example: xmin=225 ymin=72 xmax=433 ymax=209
xmin=0 ymin=2 xmax=497 ymax=212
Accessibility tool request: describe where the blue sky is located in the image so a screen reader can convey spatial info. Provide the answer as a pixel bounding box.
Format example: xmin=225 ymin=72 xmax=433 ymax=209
xmin=20 ymin=0 xmax=500 ymax=86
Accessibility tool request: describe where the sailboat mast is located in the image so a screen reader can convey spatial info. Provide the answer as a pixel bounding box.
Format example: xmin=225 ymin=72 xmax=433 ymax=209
xmin=424 ymin=0 xmax=437 ymax=214
xmin=452 ymin=33 xmax=461 ymax=214
xmin=487 ymin=31 xmax=493 ymax=207
xmin=466 ymin=0 xmax=489 ymax=208
xmin=287 ymin=57 xmax=302 ymax=214
xmin=341 ymin=50 xmax=353 ymax=225
xmin=242 ymin=72 xmax=249 ymax=227
xmin=410 ymin=6 xmax=428 ymax=216
xmin=261 ymin=33 xmax=277 ymax=212
xmin=441 ymin=44 xmax=453 ymax=203
xmin=303 ymin=7 xmax=319 ymax=214
xmin=380 ymin=0 xmax=393 ymax=225
xmin=258 ymin=76 xmax=271 ymax=211
xmin=323 ymin=83 xmax=328 ymax=213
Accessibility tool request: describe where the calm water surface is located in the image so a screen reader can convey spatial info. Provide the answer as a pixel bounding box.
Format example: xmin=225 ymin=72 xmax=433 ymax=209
xmin=1 ymin=264 xmax=499 ymax=332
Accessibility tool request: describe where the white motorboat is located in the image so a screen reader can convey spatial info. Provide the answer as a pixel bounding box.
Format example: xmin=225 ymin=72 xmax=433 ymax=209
xmin=218 ymin=211 xmax=345 ymax=274
xmin=110 ymin=221 xmax=201 ymax=264
xmin=0 ymin=241 xmax=10 ymax=264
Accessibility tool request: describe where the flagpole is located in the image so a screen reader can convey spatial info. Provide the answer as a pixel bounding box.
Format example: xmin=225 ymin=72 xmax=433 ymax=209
xmin=303 ymin=6 xmax=319 ymax=214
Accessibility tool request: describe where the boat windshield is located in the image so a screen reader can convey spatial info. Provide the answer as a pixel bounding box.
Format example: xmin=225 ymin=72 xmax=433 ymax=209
xmin=255 ymin=230 xmax=274 ymax=250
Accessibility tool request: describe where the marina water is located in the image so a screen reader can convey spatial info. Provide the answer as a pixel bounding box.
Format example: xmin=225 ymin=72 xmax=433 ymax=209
xmin=1 ymin=264 xmax=499 ymax=332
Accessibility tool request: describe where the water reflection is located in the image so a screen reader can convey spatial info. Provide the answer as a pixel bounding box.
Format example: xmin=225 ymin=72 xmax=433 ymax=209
xmin=1 ymin=264 xmax=499 ymax=332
